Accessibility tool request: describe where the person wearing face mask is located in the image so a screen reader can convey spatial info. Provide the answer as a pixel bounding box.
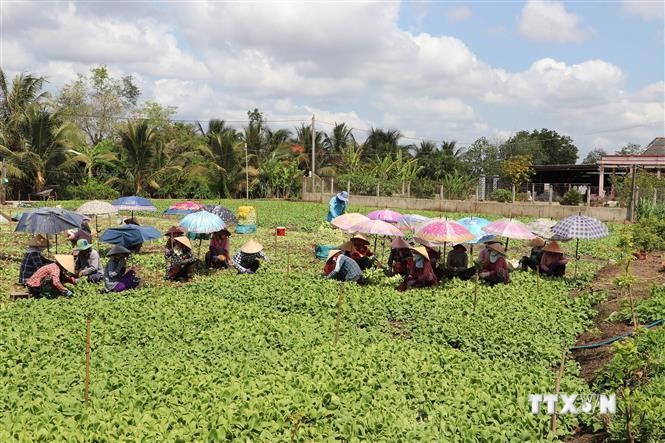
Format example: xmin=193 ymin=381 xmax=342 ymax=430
xmin=478 ymin=243 xmax=510 ymax=285
xmin=397 ymin=246 xmax=438 ymax=291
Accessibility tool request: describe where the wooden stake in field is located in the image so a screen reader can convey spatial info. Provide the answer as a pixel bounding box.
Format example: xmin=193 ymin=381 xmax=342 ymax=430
xmin=286 ymin=241 xmax=291 ymax=275
xmin=85 ymin=316 xmax=91 ymax=402
xmin=334 ymin=285 xmax=344 ymax=346
xmin=549 ymin=350 xmax=567 ymax=435
xmin=473 ymin=275 xmax=479 ymax=313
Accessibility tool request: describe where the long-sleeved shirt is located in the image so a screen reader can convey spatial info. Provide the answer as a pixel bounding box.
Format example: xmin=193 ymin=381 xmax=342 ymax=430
xmin=327 ymin=254 xmax=363 ymax=282
xmin=26 ymin=263 xmax=75 ymax=294
xmin=405 ymin=259 xmax=437 ymax=288
xmin=209 ymin=236 xmax=230 ymax=261
xmin=446 ymin=249 xmax=469 ymax=271
xmin=75 ymin=250 xmax=102 ymax=276
xmin=539 ymin=252 xmax=568 ymax=272
xmin=326 ymin=196 xmax=347 ymax=222
xmin=19 ymin=249 xmax=50 ymax=284
xmin=482 ymin=257 xmax=510 ymax=283
xmin=387 ymin=248 xmax=411 ymax=275
xmin=104 ymin=258 xmax=127 ymax=291
xmin=232 ymin=250 xmax=269 ymax=274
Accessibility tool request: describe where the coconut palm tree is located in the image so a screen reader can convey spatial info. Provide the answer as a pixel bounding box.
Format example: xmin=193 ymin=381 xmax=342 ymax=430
xmin=64 ymin=139 xmax=118 ymax=179
xmin=118 ymin=120 xmax=160 ymax=194
xmin=323 ymin=122 xmax=355 ymax=153
xmin=0 ymin=69 xmax=48 ymax=151
xmin=363 ymin=128 xmax=401 ymax=159
xmin=0 ymin=105 xmax=75 ymax=194
xmin=198 ymin=120 xmax=246 ymax=197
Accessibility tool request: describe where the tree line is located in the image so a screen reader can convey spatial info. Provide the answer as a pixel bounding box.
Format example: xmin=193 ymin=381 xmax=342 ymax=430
xmin=0 ymin=65 xmax=641 ymax=202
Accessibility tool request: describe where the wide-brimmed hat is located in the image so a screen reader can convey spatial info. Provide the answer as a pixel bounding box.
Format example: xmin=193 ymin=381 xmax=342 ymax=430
xmin=336 ymin=191 xmax=349 ymax=202
xmin=483 ymin=239 xmax=502 ymax=245
xmin=391 ymin=237 xmax=409 ymax=249
xmin=174 ymin=236 xmax=192 ymax=250
xmin=411 ymin=246 xmax=430 ymax=260
xmin=74 ymin=239 xmax=93 ymax=251
xmin=165 ymin=226 xmax=185 ymax=236
xmin=107 ymin=245 xmax=131 ymax=257
xmin=351 ymin=232 xmax=369 ymax=244
xmin=240 ymin=239 xmax=263 ymax=254
xmin=453 ymin=243 xmax=467 ymax=251
xmin=54 ymin=254 xmax=76 ymax=274
xmin=486 ymin=243 xmax=506 ymax=255
xmin=530 ymin=237 xmax=545 ymax=248
xmin=543 ymin=241 xmax=564 ymax=254
xmin=327 ymin=249 xmax=342 ymax=260
xmin=28 ymin=234 xmax=49 ymax=248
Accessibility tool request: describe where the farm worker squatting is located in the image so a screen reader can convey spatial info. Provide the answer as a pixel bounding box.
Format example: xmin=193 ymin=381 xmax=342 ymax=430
xmin=326 ymin=191 xmax=349 ymax=222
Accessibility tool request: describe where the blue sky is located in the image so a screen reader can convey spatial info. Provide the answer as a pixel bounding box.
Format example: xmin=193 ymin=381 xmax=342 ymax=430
xmin=2 ymin=1 xmax=664 ymax=159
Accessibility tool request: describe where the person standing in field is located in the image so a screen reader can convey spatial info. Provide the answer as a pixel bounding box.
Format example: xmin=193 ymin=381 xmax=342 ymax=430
xmin=326 ymin=191 xmax=349 ymax=222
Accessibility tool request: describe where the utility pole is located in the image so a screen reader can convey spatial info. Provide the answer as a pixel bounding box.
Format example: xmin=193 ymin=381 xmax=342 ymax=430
xmin=245 ymin=142 xmax=249 ymax=200
xmin=627 ymin=164 xmax=637 ymax=222
xmin=311 ymin=114 xmax=316 ymax=178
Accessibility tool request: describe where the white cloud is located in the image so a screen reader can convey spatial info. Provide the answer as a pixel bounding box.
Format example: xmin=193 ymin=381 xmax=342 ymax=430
xmin=518 ymin=0 xmax=594 ymax=43
xmin=446 ymin=5 xmax=472 ymax=22
xmin=622 ymin=1 xmax=665 ymax=21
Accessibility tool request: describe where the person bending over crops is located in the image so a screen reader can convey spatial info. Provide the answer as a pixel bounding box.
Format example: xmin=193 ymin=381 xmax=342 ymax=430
xmin=104 ymin=245 xmax=140 ymax=292
xmin=73 ymin=239 xmax=103 ymax=283
xmin=539 ymin=241 xmax=568 ymax=277
xmin=520 ymin=237 xmax=545 ymax=271
xmin=232 ymin=239 xmax=269 ymax=274
xmin=385 ymin=237 xmax=412 ymax=277
xmin=206 ymin=229 xmax=231 ymax=269
xmin=348 ymin=233 xmax=377 ymax=270
xmin=325 ymin=249 xmax=365 ymax=284
xmin=478 ymin=243 xmax=510 ymax=285
xmin=165 ymin=236 xmax=198 ymax=282
xmin=19 ymin=235 xmax=52 ymax=284
xmin=326 ymin=191 xmax=349 ymax=222
xmin=164 ymin=226 xmax=185 ymax=252
xmin=477 ymin=239 xmax=502 ymax=268
xmin=398 ymin=246 xmax=438 ymax=291
xmin=25 ymin=254 xmax=77 ymax=298
xmin=444 ymin=244 xmax=476 ymax=280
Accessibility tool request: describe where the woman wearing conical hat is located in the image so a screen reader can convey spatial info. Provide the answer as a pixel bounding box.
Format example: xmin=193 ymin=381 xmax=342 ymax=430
xmin=19 ymin=235 xmax=52 ymax=284
xmin=165 ymin=236 xmax=197 ymax=282
xmin=479 ymin=243 xmax=510 ymax=285
xmin=386 ymin=237 xmax=412 ymax=277
xmin=25 ymin=254 xmax=77 ymax=298
xmin=397 ymin=246 xmax=438 ymax=291
xmin=232 ymin=239 xmax=269 ymax=274
xmin=348 ymin=232 xmax=376 ymax=270
xmin=104 ymin=245 xmax=140 ymax=292
xmin=520 ymin=237 xmax=546 ymax=271
xmin=206 ymin=228 xmax=232 ymax=269
xmin=538 ymin=241 xmax=568 ymax=277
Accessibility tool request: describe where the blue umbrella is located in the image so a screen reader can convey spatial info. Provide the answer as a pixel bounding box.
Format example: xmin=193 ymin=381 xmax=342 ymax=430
xmin=457 ymin=217 xmax=494 ymax=244
xmin=15 ymin=207 xmax=85 ymax=234
xmin=112 ymin=196 xmax=157 ymax=216
xmin=179 ymin=211 xmax=225 ymax=234
xmin=100 ymin=225 xmax=162 ymax=248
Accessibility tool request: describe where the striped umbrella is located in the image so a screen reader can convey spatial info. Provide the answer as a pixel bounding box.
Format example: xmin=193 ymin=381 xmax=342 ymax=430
xmin=397 ymin=214 xmax=429 ymax=231
xmin=482 ymin=218 xmax=536 ymax=251
xmin=367 ymin=209 xmax=402 ymax=223
xmin=331 ymin=213 xmax=370 ymax=231
xmin=551 ymin=215 xmax=609 ymax=274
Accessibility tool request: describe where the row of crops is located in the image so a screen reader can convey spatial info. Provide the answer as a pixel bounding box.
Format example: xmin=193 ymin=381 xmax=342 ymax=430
xmin=0 ymin=199 xmax=661 ymax=441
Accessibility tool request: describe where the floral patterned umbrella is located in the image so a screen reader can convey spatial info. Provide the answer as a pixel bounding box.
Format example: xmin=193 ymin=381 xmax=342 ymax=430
xmin=348 ymin=219 xmax=404 ymax=237
xmin=482 ymin=218 xmax=535 ymax=251
xmin=414 ymin=219 xmax=475 ymax=244
xmin=367 ymin=209 xmax=402 ymax=223
xmin=204 ymin=205 xmax=238 ymax=226
xmin=164 ymin=201 xmax=205 ymax=215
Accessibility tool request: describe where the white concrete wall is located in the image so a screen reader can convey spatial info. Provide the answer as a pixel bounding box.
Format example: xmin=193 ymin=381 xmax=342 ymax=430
xmin=304 ymin=193 xmax=626 ymax=222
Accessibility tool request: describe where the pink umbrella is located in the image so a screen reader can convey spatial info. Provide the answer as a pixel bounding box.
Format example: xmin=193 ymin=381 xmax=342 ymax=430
xmin=367 ymin=209 xmax=402 ymax=223
xmin=482 ymin=218 xmax=535 ymax=251
xmin=349 ymin=219 xmax=404 ymax=237
xmin=331 ymin=213 xmax=370 ymax=231
xmin=414 ymin=219 xmax=475 ymax=244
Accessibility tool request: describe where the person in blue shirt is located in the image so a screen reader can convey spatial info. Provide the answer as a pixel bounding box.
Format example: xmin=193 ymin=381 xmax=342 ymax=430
xmin=326 ymin=191 xmax=349 ymax=222
xmin=325 ymin=249 xmax=365 ymax=284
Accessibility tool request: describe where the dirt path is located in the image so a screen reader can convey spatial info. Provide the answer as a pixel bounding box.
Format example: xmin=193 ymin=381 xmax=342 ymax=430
xmin=567 ymin=251 xmax=664 ymax=443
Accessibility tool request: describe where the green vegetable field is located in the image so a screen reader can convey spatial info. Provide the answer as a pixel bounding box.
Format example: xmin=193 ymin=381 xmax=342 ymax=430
xmin=0 ymin=200 xmax=629 ymax=441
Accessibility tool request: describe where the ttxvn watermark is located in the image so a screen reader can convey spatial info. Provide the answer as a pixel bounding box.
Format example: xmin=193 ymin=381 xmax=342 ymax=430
xmin=529 ymin=394 xmax=616 ymax=415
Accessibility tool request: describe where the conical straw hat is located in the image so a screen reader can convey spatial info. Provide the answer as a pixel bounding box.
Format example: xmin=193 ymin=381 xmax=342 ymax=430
xmin=174 ymin=236 xmax=192 ymax=249
xmin=54 ymin=254 xmax=76 ymax=274
xmin=391 ymin=237 xmax=409 ymax=249
xmin=543 ymin=241 xmax=564 ymax=254
xmin=327 ymin=249 xmax=342 ymax=260
xmin=240 ymin=239 xmax=263 ymax=254
xmin=411 ymin=246 xmax=430 ymax=260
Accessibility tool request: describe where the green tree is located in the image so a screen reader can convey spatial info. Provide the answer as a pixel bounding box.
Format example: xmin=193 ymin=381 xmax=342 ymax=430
xmin=0 ymin=69 xmax=48 ymax=151
xmin=198 ymin=119 xmax=244 ymax=197
xmin=502 ymin=154 xmax=534 ymax=191
xmin=500 ymin=129 xmax=578 ymax=165
xmin=582 ymin=148 xmax=608 ymax=165
xmin=362 ymin=128 xmax=401 ymax=159
xmin=616 ymin=143 xmax=643 ymax=155
xmin=117 ymin=120 xmax=160 ymax=194
xmin=460 ymin=137 xmax=502 ymax=176
xmin=56 ymin=65 xmax=140 ymax=145
xmin=64 ymin=138 xmax=118 ymax=179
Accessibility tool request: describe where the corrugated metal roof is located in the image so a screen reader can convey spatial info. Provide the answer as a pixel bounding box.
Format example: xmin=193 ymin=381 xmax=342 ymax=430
xmin=643 ymin=137 xmax=665 ymax=155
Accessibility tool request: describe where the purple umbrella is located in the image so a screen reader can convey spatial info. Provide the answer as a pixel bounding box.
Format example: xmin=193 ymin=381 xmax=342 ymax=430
xmin=367 ymin=209 xmax=402 ymax=223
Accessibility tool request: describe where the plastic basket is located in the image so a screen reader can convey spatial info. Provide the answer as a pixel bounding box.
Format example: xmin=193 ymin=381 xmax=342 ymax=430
xmin=235 ymin=224 xmax=257 ymax=234
xmin=315 ymin=244 xmax=337 ymax=260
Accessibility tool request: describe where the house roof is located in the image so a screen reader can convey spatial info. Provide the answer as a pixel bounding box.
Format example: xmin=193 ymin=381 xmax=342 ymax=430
xmin=643 ymin=137 xmax=665 ymax=156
